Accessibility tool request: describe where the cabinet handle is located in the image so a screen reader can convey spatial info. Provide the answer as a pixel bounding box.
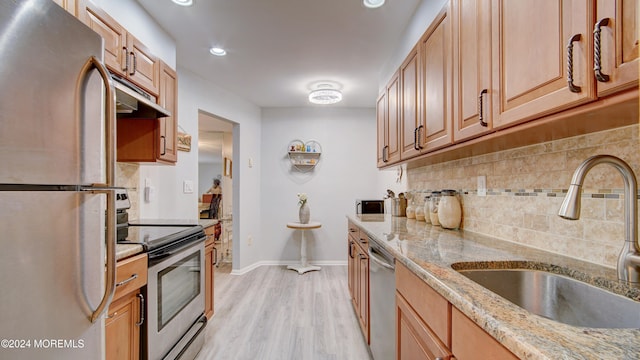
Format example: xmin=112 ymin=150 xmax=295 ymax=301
xmin=567 ymin=34 xmax=582 ymax=93
xmin=122 ymin=47 xmax=129 ymax=73
xmin=160 ymin=135 xmax=166 ymax=155
xmin=478 ymin=89 xmax=488 ymax=127
xmin=416 ymin=125 xmax=424 ymax=150
xmin=213 ymin=247 xmax=218 ymax=266
xmin=413 ymin=127 xmax=419 ymax=150
xmin=348 ymin=242 xmax=354 ymax=258
xmin=593 ymin=18 xmax=610 ymax=82
xmin=129 ymin=51 xmax=137 ymax=76
xmin=115 ymin=273 xmax=138 ymax=287
xmin=359 ymin=254 xmax=367 ymax=260
xmin=383 ymin=145 xmax=389 ymax=162
xmin=135 ymin=293 xmax=145 ymax=326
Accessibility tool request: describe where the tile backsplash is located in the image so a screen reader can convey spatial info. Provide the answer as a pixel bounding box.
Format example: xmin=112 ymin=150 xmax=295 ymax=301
xmin=116 ymin=162 xmax=139 ymax=220
xmin=407 ymin=124 xmax=639 ymax=268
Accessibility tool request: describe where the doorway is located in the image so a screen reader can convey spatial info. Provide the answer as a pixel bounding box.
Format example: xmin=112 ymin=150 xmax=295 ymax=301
xmin=198 ymin=110 xmax=234 ymax=273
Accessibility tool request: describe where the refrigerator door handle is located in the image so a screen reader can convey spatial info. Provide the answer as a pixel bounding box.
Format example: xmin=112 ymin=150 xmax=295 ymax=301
xmin=77 ymin=56 xmax=118 ymax=322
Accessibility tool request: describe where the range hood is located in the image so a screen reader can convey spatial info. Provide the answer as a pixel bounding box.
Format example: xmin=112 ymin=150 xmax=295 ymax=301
xmin=111 ymin=74 xmax=171 ymax=119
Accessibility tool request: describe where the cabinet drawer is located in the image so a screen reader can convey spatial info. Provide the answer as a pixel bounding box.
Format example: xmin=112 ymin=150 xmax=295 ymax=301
xmin=451 ymin=307 xmax=518 ymax=360
xmin=204 ymin=225 xmax=217 ymax=246
xmin=347 ymin=221 xmax=360 ymax=240
xmin=114 ymin=253 xmax=147 ymax=301
xmin=397 ymin=293 xmax=452 ymax=360
xmin=396 ymin=262 xmax=450 ymax=346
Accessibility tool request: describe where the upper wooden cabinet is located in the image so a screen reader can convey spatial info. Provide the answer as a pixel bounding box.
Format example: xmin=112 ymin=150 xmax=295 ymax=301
xmin=378 ymin=72 xmax=401 ymax=166
xmin=158 ymin=62 xmax=178 ymax=163
xmin=418 ymin=7 xmax=453 ymax=152
xmin=491 ymin=0 xmax=595 ymax=129
xmin=399 ymin=46 xmax=421 ymax=160
xmin=452 ymin=0 xmax=493 ymax=142
xmin=84 ymin=2 xmax=160 ymax=96
xmin=52 ymin=0 xmax=87 ymax=21
xmin=595 ymin=0 xmax=639 ymax=97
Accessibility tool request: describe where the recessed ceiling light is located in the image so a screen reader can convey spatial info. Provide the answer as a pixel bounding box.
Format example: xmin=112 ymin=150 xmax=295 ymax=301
xmin=172 ymin=0 xmax=193 ymax=6
xmin=209 ymin=47 xmax=227 ymax=56
xmin=363 ymin=0 xmax=385 ymax=8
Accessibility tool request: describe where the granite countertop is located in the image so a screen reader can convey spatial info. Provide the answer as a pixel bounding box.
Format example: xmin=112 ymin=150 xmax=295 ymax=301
xmin=348 ymin=214 xmax=640 ymax=360
xmin=199 ymin=219 xmax=219 ymax=228
xmin=116 ymin=244 xmax=144 ymax=261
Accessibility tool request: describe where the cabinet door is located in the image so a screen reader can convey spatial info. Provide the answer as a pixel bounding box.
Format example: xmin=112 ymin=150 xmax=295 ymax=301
xmin=105 ymin=291 xmax=141 ymax=360
xmin=127 ymin=34 xmax=160 ymax=96
xmin=396 ymin=293 xmax=453 ymax=360
xmin=84 ymin=2 xmax=127 ymax=76
xmin=376 ymin=92 xmax=388 ymax=167
xmin=451 ymin=308 xmax=518 ymax=360
xmin=52 ymin=0 xmax=86 ymax=20
xmin=595 ymin=0 xmax=639 ymax=96
xmin=492 ymin=0 xmax=594 ymax=129
xmin=386 ymin=71 xmax=402 ymax=164
xmin=357 ymin=246 xmax=370 ymax=343
xmin=205 ymin=243 xmax=215 ymax=319
xmin=452 ymin=0 xmax=493 ymax=142
xmin=347 ymin=238 xmax=356 ymax=300
xmin=158 ymin=62 xmax=178 ymax=163
xmin=418 ymin=8 xmax=453 ymax=152
xmin=400 ymin=47 xmax=421 ymax=160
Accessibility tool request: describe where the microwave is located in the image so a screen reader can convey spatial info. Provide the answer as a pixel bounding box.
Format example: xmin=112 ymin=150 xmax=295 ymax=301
xmin=356 ymin=199 xmax=385 ymax=214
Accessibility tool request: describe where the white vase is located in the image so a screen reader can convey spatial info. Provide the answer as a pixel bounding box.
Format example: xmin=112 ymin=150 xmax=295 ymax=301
xmin=299 ymin=203 xmax=310 ymax=224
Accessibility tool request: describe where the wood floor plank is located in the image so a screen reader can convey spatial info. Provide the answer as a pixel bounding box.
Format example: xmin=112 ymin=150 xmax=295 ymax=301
xmin=195 ymin=265 xmax=371 ymax=360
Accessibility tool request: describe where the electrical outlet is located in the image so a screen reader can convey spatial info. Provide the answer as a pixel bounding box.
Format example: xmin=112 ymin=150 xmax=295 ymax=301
xmin=247 ymin=235 xmax=253 ymax=246
xmin=477 ymin=175 xmax=487 ymax=197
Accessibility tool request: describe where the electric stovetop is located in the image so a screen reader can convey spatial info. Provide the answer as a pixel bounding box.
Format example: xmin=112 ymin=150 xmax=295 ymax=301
xmin=119 ymin=220 xmax=204 ymax=252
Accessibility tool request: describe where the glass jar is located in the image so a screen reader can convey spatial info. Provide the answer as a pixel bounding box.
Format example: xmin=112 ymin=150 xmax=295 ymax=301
xmin=429 ymin=191 xmax=441 ymax=226
xmin=423 ymin=195 xmax=431 ymax=224
xmin=405 ymin=201 xmax=415 ymax=219
xmin=438 ymin=189 xmax=461 ymax=229
xmin=415 ymin=204 xmax=425 ymax=221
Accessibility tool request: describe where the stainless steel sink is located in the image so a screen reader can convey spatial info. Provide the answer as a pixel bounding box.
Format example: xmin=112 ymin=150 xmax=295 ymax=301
xmin=457 ymin=268 xmax=640 ymax=328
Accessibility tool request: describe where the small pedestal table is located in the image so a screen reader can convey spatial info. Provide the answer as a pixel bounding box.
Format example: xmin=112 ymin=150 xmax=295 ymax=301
xmin=286 ymin=221 xmax=322 ymax=274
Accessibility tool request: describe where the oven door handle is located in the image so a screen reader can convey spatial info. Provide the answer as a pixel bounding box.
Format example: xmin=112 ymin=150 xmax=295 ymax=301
xmin=148 ymin=235 xmax=206 ymax=262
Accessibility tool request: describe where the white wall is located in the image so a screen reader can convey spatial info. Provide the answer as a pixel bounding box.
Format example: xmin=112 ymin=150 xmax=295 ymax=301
xmin=260 ymin=108 xmax=382 ymax=264
xmin=167 ymin=68 xmax=263 ymax=271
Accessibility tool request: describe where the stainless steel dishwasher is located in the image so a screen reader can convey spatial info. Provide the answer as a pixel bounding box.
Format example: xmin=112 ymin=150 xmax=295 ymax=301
xmin=368 ymin=240 xmax=396 ymax=360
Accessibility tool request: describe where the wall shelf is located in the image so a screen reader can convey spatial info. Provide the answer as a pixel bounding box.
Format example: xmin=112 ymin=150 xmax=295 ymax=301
xmin=287 ymin=139 xmax=322 ymax=171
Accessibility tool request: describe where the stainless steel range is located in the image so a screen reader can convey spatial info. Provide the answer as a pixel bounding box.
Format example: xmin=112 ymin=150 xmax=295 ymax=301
xmin=116 ymin=189 xmax=207 ymax=360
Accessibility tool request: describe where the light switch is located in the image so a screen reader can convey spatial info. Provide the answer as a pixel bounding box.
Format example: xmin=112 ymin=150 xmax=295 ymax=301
xmin=183 ymin=180 xmax=194 ymax=194
xmin=248 ymin=157 xmax=254 ymax=168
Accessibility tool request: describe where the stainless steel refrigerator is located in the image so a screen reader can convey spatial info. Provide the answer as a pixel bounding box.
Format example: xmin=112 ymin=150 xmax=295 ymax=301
xmin=0 ymin=1 xmax=117 ymax=359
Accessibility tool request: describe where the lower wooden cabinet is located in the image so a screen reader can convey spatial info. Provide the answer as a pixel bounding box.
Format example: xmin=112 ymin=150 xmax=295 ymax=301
xmin=396 ymin=261 xmax=517 ymax=360
xmin=204 ymin=225 xmax=217 ymax=320
xmin=106 ymin=253 xmax=147 ymax=360
xmin=106 ymin=290 xmax=142 ymax=360
xmin=347 ymin=221 xmax=369 ymax=343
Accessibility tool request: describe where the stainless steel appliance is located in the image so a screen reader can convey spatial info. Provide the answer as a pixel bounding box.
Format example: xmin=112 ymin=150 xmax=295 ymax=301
xmin=0 ymin=1 xmax=116 ymax=359
xmin=368 ymin=241 xmax=396 ymax=360
xmin=116 ymin=190 xmax=207 ymax=360
xmin=356 ymin=199 xmax=386 ymax=214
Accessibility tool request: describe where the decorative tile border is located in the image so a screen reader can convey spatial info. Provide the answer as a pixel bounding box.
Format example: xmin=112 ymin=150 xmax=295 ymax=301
xmin=411 ymin=189 xmax=640 ymax=199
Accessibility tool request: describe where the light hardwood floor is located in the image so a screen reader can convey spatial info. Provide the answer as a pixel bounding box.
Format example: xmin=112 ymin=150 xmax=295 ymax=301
xmin=195 ymin=264 xmax=372 ymax=360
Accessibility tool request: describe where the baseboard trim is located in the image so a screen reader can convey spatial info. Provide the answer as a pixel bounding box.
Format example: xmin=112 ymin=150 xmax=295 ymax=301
xmin=230 ymin=260 xmax=348 ymax=276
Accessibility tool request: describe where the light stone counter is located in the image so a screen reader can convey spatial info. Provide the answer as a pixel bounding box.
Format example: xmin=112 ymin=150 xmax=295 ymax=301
xmin=116 ymin=244 xmax=144 ymax=261
xmin=348 ymin=214 xmax=640 ymax=360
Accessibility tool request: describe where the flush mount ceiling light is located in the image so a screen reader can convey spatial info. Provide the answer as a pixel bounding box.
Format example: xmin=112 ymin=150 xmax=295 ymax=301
xmin=308 ymin=84 xmax=343 ymax=105
xmin=172 ymin=0 xmax=193 ymax=6
xmin=363 ymin=0 xmax=385 ymax=8
xmin=209 ymin=47 xmax=227 ymax=56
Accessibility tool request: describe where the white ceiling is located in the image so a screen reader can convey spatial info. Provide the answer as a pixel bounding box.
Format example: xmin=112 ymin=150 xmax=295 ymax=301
xmin=135 ymin=0 xmax=421 ymax=108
